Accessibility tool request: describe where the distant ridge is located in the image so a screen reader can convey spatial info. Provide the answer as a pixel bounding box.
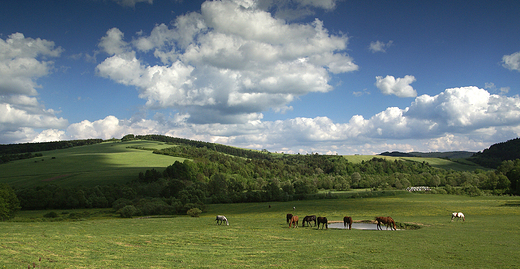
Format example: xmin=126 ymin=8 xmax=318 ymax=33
xmin=470 ymin=137 xmax=520 ymax=168
xmin=379 ymin=151 xmax=475 ymax=159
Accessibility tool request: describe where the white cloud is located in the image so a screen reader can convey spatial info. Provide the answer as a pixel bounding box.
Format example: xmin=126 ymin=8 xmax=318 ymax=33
xmin=253 ymin=0 xmax=338 ymax=20
xmin=98 ymin=28 xmax=129 ymax=55
xmin=0 ymin=33 xmax=68 ymax=144
xmin=375 ymin=75 xmax=417 ymax=98
xmin=502 ymin=51 xmax=520 ymax=71
xmin=406 ymin=86 xmax=520 ymax=131
xmin=112 ymin=0 xmax=153 ymax=8
xmin=0 ymin=33 xmax=63 ymax=96
xmin=32 ymin=129 xmax=67 ymax=142
xmin=484 ymin=82 xmax=509 ymax=95
xmin=369 ymin=40 xmax=393 ymax=53
xmin=96 ymin=0 xmax=357 ymax=124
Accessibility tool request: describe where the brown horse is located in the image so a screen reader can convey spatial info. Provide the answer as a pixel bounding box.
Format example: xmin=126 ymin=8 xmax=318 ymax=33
xmin=286 ymin=213 xmax=293 ymax=223
xmin=375 ymin=216 xmax=396 ymax=230
xmin=343 ymin=216 xmax=353 ymax=230
xmin=317 ymin=217 xmax=328 ymax=229
xmin=302 ymin=215 xmax=316 ymax=227
xmin=289 ymin=215 xmax=299 ymax=228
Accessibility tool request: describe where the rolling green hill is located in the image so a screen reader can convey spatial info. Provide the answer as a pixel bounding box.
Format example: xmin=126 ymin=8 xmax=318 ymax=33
xmin=0 ymin=140 xmax=185 ymax=188
xmin=0 ymin=137 xmax=488 ymax=190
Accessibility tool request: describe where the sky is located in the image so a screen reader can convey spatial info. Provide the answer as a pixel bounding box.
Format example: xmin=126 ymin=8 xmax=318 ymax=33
xmin=1 ymin=0 xmax=519 ymax=155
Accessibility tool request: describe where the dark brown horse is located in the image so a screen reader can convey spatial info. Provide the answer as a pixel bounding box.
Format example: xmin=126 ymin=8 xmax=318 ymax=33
xmin=375 ymin=216 xmax=396 ymax=230
xmin=317 ymin=217 xmax=328 ymax=229
xmin=343 ymin=216 xmax=353 ymax=230
xmin=302 ymin=215 xmax=316 ymax=227
xmin=286 ymin=213 xmax=293 ymax=223
xmin=289 ymin=215 xmax=299 ymax=228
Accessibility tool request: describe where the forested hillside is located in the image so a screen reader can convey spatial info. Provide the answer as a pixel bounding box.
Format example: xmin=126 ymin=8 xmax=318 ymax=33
xmin=470 ymin=138 xmax=520 ymax=168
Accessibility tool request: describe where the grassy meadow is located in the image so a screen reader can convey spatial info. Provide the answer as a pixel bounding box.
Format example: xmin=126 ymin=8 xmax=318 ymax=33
xmin=2 ymin=192 xmax=519 ymax=268
xmin=0 ymin=140 xmax=185 ymax=188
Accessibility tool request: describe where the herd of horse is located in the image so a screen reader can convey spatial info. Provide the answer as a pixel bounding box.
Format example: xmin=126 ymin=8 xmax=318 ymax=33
xmin=215 ymin=211 xmax=465 ymax=229
xmin=286 ymin=213 xmax=354 ymax=230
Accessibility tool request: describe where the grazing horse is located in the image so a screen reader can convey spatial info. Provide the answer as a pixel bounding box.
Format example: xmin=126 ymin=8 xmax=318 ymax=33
xmin=302 ymin=215 xmax=317 ymax=227
xmin=286 ymin=213 xmax=293 ymax=223
xmin=317 ymin=217 xmax=328 ymax=229
xmin=343 ymin=216 xmax=353 ymax=230
xmin=451 ymin=212 xmax=465 ymax=221
xmin=375 ymin=216 xmax=396 ymax=230
xmin=215 ymin=215 xmax=229 ymax=225
xmin=289 ymin=215 xmax=299 ymax=228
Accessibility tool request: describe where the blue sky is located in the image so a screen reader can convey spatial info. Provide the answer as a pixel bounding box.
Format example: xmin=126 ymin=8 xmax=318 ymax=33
xmin=1 ymin=0 xmax=519 ymax=155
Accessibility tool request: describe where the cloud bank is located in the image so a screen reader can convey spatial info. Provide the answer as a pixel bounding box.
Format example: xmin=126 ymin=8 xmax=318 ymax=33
xmin=37 ymin=86 xmax=520 ymax=155
xmin=0 ymin=33 xmax=68 ymax=142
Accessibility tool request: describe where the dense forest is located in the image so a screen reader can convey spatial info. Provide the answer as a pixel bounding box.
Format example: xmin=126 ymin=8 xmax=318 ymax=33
xmin=470 ymin=138 xmax=520 ymax=168
xmin=2 ymin=135 xmax=520 ymax=219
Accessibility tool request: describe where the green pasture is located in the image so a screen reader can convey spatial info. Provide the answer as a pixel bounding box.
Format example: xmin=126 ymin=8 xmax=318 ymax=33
xmin=0 ymin=140 xmax=184 ymax=188
xmin=2 ymin=193 xmax=520 ymax=268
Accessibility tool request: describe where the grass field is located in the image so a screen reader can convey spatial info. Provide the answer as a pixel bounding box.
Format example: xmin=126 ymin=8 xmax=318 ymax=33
xmin=2 ymin=193 xmax=519 ymax=268
xmin=0 ymin=140 xmax=185 ymax=188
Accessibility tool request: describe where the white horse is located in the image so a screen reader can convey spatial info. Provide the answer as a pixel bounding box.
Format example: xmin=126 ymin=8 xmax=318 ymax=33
xmin=216 ymin=215 xmax=229 ymax=225
xmin=451 ymin=212 xmax=465 ymax=221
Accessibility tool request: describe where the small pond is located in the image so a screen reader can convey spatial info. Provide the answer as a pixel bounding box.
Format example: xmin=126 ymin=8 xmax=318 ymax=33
xmin=328 ymin=222 xmax=397 ymax=230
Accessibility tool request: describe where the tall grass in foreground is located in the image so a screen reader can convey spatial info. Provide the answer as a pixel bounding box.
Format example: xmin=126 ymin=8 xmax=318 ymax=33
xmin=1 ymin=193 xmax=520 ymax=268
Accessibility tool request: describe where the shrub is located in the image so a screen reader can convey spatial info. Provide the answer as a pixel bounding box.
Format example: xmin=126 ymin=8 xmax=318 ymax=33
xmin=43 ymin=211 xmax=59 ymax=218
xmin=118 ymin=205 xmax=139 ymax=218
xmin=187 ymin=208 xmax=202 ymax=217
xmin=112 ymin=198 xmax=133 ymax=211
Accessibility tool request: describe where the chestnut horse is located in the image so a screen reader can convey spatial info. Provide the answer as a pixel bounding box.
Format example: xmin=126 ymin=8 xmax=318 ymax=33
xmin=375 ymin=216 xmax=396 ymax=230
xmin=317 ymin=217 xmax=328 ymax=229
xmin=302 ymin=215 xmax=317 ymax=227
xmin=343 ymin=216 xmax=353 ymax=230
xmin=289 ymin=215 xmax=299 ymax=228
xmin=451 ymin=212 xmax=465 ymax=221
xmin=286 ymin=213 xmax=293 ymax=223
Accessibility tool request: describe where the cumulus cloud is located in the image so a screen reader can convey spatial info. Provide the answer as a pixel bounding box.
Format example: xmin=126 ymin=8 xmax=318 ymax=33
xmin=96 ymin=0 xmax=357 ymax=124
xmin=29 ymin=86 xmax=519 ymax=155
xmin=0 ymin=33 xmax=68 ymax=144
xmin=502 ymin=51 xmax=520 ymax=71
xmin=0 ymin=33 xmax=63 ymax=96
xmin=369 ymin=40 xmax=393 ymax=53
xmin=375 ymin=75 xmax=417 ymax=97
